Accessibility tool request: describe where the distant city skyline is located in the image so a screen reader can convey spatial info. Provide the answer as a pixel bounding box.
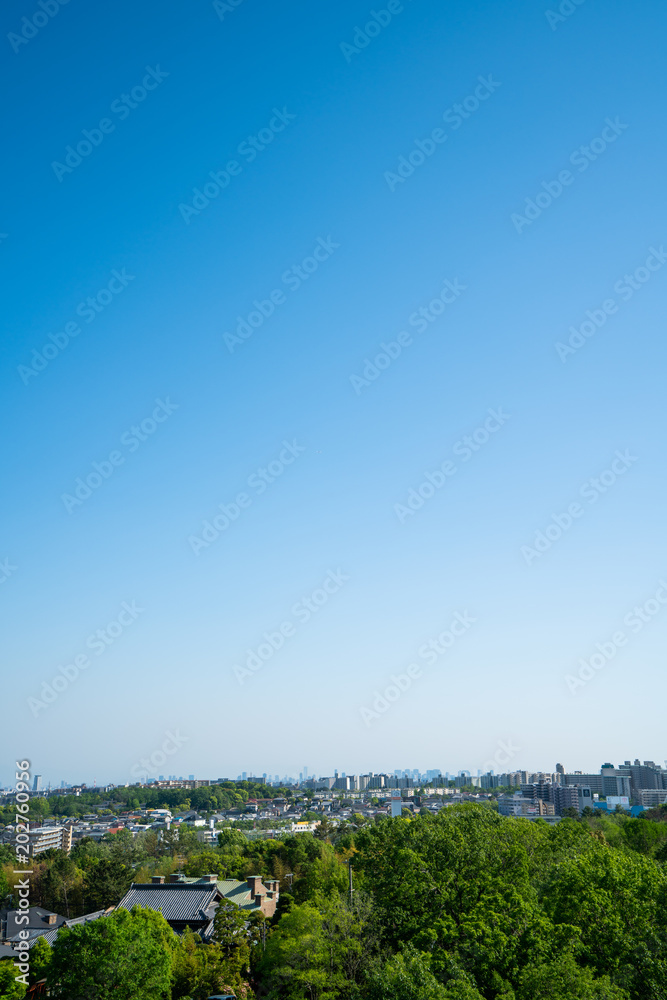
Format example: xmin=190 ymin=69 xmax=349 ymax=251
xmin=5 ymin=754 xmax=667 ymax=792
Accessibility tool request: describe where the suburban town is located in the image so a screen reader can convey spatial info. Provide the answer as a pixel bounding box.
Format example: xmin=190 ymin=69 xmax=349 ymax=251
xmin=2 ymin=756 xmax=667 ymax=996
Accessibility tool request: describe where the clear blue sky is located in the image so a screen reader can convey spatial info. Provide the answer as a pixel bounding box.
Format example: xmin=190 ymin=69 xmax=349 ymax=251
xmin=2 ymin=0 xmax=667 ymax=787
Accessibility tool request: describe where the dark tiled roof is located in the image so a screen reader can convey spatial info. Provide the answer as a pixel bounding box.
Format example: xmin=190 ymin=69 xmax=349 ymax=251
xmin=4 ymin=907 xmax=67 ymax=941
xmin=31 ymin=910 xmax=107 ymax=947
xmin=3 ymin=907 xmax=106 ymax=946
xmin=117 ymin=884 xmax=218 ymax=925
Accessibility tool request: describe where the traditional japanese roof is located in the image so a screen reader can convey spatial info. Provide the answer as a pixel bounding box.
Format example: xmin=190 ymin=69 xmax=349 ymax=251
xmin=116 ymin=883 xmax=219 ymax=939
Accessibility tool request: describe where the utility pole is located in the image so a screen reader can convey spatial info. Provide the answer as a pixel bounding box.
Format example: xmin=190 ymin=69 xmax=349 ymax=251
xmin=347 ymin=859 xmax=353 ymax=907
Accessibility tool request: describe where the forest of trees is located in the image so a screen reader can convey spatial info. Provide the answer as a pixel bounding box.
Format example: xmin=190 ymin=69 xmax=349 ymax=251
xmin=3 ymin=803 xmax=667 ymax=999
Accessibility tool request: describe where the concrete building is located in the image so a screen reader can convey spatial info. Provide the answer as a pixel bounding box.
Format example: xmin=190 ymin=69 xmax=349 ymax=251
xmin=290 ymin=820 xmax=320 ymax=833
xmin=617 ymin=760 xmax=667 ymax=797
xmin=497 ymin=795 xmax=555 ymax=818
xmin=555 ymin=784 xmax=593 ymax=814
xmin=638 ymin=789 xmax=667 ymax=808
xmin=520 ymin=781 xmax=592 ymax=815
xmin=2 ymin=825 xmax=73 ymax=858
xmin=564 ymin=768 xmax=631 ymax=798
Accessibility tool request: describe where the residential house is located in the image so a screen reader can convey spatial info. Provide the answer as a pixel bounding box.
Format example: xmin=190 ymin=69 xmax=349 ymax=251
xmin=116 ymin=873 xmax=280 ymax=939
xmin=0 ymin=906 xmax=106 ymax=948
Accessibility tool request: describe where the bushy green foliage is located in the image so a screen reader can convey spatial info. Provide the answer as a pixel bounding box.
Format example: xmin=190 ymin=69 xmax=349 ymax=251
xmin=257 ymin=894 xmax=368 ymax=1000
xmin=28 ymin=936 xmax=52 ymax=985
xmin=363 ymin=947 xmax=480 ymax=1000
xmin=516 ymin=953 xmax=629 ymax=999
xmin=47 ymin=906 xmax=174 ymax=999
xmin=0 ymin=962 xmax=26 ymax=999
xmin=171 ymin=928 xmax=250 ymax=1000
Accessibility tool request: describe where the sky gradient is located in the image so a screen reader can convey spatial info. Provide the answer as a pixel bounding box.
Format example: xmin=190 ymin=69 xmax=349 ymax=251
xmin=2 ymin=0 xmax=667 ymax=787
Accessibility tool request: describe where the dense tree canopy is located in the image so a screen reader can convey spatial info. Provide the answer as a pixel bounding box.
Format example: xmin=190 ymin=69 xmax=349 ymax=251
xmin=4 ymin=804 xmax=667 ymax=999
xmin=47 ymin=907 xmax=174 ymax=1000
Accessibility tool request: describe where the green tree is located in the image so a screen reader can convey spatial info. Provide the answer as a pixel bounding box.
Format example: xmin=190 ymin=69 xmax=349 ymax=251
xmin=171 ymin=928 xmax=249 ymax=1000
xmin=29 ymin=936 xmax=52 ymax=985
xmin=33 ymin=854 xmax=83 ymax=917
xmin=257 ymin=902 xmax=338 ymax=1000
xmin=622 ymin=816 xmax=667 ymax=856
xmin=258 ymin=895 xmax=370 ymax=999
xmin=183 ymin=850 xmax=225 ymax=878
xmin=213 ymin=902 xmax=251 ymax=977
xmin=0 ymin=865 xmax=10 ymax=906
xmin=47 ymin=907 xmax=173 ymax=999
xmin=83 ymin=858 xmax=133 ymax=911
xmin=364 ymin=947 xmax=482 ymax=1000
xmin=517 ymin=953 xmax=629 ymax=999
xmin=354 ymin=806 xmax=556 ymax=994
xmin=542 ymin=842 xmax=667 ymax=996
xmin=0 ymin=962 xmax=26 ymax=999
xmin=217 ymin=828 xmax=247 ymax=852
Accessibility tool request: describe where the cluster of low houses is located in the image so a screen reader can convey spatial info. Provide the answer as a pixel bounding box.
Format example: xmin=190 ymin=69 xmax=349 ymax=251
xmin=1 ymin=789 xmax=507 ymax=863
xmin=0 ymin=871 xmax=279 ymax=963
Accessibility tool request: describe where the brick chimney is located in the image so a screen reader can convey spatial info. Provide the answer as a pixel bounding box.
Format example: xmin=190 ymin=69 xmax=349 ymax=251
xmin=201 ymin=873 xmax=218 ymax=883
xmin=46 ymin=914 xmax=57 ymax=925
xmin=151 ymin=875 xmax=165 ymax=884
xmin=167 ymin=873 xmax=183 ymax=883
xmin=246 ymin=875 xmax=263 ymax=896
